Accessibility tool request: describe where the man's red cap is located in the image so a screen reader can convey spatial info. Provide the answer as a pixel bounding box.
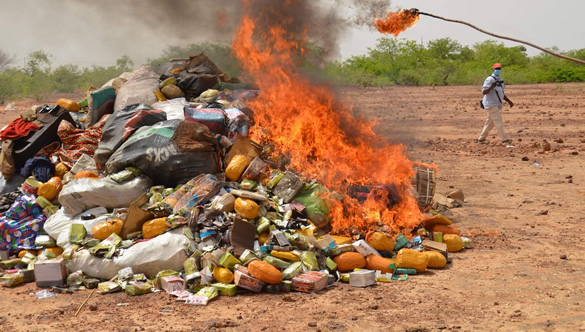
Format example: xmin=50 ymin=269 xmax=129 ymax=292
xmin=492 ymin=63 xmax=502 ymax=69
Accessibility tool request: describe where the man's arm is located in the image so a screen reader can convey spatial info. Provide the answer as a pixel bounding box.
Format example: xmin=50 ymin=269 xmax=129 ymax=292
xmin=482 ymin=78 xmax=496 ymax=95
xmin=504 ymin=95 xmax=514 ymax=107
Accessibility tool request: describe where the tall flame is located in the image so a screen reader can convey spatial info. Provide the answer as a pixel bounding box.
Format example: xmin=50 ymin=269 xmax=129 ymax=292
xmin=375 ymin=9 xmax=420 ymax=37
xmin=232 ymin=1 xmax=422 ymax=235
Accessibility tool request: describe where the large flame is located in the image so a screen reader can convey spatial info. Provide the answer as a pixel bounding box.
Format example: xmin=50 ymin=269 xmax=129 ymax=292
xmin=375 ymin=9 xmax=420 ymax=37
xmin=232 ymin=1 xmax=422 ymax=235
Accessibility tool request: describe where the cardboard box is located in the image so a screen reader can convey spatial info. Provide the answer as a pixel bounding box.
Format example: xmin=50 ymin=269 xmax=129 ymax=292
xmin=120 ymin=194 xmax=154 ymax=239
xmin=21 ymin=269 xmax=35 ymax=283
xmin=352 ymin=240 xmax=380 ymax=257
xmin=161 ymin=276 xmax=185 ymax=294
xmin=349 ymin=270 xmax=376 ymax=288
xmin=292 ymin=271 xmax=328 ymax=292
xmin=241 ymin=157 xmax=267 ymax=180
xmin=210 ymin=193 xmax=236 ymax=212
xmin=225 ymin=136 xmax=262 ymax=167
xmin=422 ymin=239 xmax=448 ymax=254
xmin=272 ymin=171 xmax=304 ymax=203
xmin=212 ymin=283 xmax=237 ymax=296
xmin=34 ymin=258 xmax=67 ymax=287
xmin=231 ymin=218 xmax=257 ymax=257
xmin=234 ymin=270 xmax=264 ymax=292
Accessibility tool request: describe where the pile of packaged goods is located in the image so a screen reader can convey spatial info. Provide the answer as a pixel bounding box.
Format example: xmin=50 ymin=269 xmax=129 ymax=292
xmin=0 ymin=54 xmax=472 ymax=304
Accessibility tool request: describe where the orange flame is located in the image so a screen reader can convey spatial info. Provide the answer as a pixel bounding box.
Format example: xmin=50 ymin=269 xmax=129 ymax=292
xmin=232 ymin=1 xmax=423 ymax=235
xmin=375 ymin=9 xmax=420 ymax=37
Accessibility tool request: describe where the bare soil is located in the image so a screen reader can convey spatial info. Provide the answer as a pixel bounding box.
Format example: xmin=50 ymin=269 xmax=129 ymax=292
xmin=1 ymin=83 xmax=584 ymax=331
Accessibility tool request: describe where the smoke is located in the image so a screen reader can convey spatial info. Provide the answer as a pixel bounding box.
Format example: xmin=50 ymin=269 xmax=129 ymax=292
xmin=0 ymin=0 xmax=392 ymax=67
xmin=55 ymin=0 xmax=389 ymax=63
xmin=60 ymin=0 xmax=242 ymax=41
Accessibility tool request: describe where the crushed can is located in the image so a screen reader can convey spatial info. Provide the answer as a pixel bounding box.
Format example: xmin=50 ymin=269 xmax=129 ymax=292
xmin=280 ymin=280 xmax=293 ymax=292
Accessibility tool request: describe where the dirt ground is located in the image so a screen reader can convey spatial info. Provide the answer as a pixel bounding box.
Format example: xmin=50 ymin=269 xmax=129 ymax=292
xmin=0 ymin=83 xmax=584 ymax=331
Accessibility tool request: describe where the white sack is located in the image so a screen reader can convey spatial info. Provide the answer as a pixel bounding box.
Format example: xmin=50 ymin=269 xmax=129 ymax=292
xmin=114 ymin=65 xmax=160 ymax=111
xmin=43 ymin=207 xmax=112 ymax=250
xmin=102 ymin=70 xmax=138 ymax=88
xmin=43 ymin=207 xmax=73 ymax=250
xmin=67 ymin=228 xmax=191 ymax=279
xmin=58 ymin=175 xmax=152 ymax=216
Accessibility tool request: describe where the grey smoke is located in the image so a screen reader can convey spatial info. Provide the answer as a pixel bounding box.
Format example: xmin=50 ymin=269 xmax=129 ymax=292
xmin=52 ymin=0 xmax=390 ymax=64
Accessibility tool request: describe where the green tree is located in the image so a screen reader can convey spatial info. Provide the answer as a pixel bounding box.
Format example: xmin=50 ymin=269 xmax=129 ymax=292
xmin=25 ymin=50 xmax=52 ymax=76
xmin=51 ymin=64 xmax=81 ymax=93
xmin=0 ymin=69 xmax=19 ymax=104
xmin=116 ymin=55 xmax=134 ymax=72
xmin=23 ymin=50 xmax=54 ymax=101
xmin=0 ymin=49 xmax=15 ymax=71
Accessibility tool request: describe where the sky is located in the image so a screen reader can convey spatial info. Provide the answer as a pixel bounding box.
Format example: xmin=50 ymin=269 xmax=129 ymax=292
xmin=0 ymin=0 xmax=583 ymax=68
xmin=341 ymin=0 xmax=585 ymax=59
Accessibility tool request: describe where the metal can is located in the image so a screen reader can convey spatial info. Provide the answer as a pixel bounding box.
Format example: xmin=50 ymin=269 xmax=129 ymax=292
xmin=433 ymin=231 xmax=443 ymax=243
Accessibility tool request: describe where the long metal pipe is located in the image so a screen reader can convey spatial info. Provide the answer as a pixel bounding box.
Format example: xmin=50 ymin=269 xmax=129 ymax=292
xmin=418 ymin=11 xmax=585 ymax=66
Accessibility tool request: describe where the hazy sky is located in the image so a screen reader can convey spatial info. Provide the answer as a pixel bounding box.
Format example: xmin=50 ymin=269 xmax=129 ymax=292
xmin=342 ymin=0 xmax=585 ymax=59
xmin=1 ymin=0 xmax=583 ymax=67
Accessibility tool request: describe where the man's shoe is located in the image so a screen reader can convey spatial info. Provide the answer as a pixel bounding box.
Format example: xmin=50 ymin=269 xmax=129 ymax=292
xmin=477 ymin=139 xmax=488 ymax=144
xmin=502 ymin=139 xmax=512 ymax=144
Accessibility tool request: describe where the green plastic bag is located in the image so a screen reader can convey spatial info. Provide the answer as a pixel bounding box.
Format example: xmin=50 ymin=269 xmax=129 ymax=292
xmin=293 ymin=184 xmax=330 ymax=229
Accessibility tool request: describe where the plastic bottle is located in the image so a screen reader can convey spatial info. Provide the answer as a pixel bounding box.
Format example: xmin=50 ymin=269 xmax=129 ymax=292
xmin=36 ymin=290 xmax=57 ymax=299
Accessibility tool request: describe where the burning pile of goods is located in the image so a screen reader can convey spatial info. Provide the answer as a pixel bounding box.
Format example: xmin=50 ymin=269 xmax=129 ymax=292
xmin=0 ymin=1 xmax=472 ymax=304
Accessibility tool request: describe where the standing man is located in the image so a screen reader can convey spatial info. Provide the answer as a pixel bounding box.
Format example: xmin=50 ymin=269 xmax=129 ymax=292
xmin=477 ymin=63 xmax=514 ymax=144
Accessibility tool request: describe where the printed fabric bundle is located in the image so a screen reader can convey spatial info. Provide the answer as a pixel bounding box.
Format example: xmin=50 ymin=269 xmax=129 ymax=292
xmin=0 ymin=195 xmax=46 ymax=252
xmin=49 ymin=115 xmax=110 ymax=168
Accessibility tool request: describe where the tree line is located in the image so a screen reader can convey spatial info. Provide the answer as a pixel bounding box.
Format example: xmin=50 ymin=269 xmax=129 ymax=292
xmin=1 ymin=38 xmax=584 ymax=104
xmin=324 ymin=38 xmax=585 ymax=87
